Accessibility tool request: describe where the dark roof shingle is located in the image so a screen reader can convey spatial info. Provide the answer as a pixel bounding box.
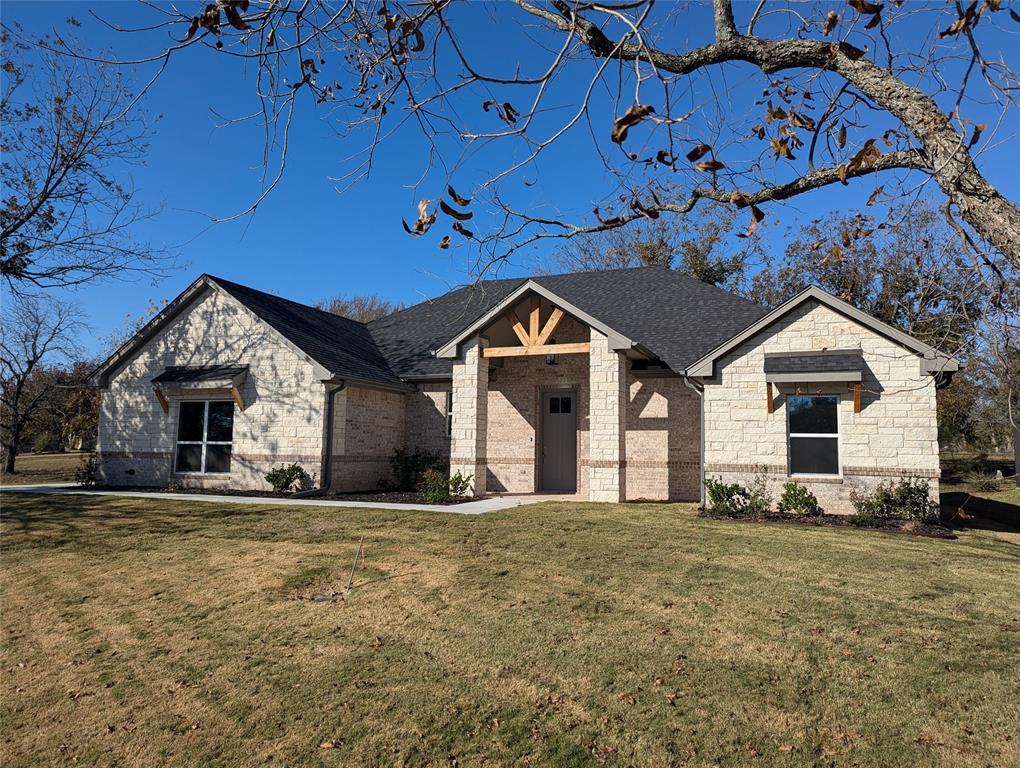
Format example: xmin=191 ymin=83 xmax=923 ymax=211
xmin=210 ymin=266 xmax=769 ymax=385
xmin=208 ymin=275 xmax=404 ymax=387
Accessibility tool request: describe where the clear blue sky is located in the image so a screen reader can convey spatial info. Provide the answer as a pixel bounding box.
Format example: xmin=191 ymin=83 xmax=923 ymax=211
xmin=4 ymin=1 xmax=1018 ymax=356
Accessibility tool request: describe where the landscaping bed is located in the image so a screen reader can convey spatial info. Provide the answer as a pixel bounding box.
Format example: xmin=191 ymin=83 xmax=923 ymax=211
xmin=86 ymin=485 xmax=477 ymax=505
xmin=698 ymin=508 xmax=956 ymax=538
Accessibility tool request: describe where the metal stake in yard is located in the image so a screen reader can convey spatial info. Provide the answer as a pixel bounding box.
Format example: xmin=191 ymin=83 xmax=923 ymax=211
xmin=345 ymin=536 xmax=364 ymax=597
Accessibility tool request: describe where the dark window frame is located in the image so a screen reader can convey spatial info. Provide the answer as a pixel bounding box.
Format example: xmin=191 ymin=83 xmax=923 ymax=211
xmin=174 ymin=400 xmax=234 ymax=475
xmin=446 ymin=390 xmax=453 ymax=437
xmin=786 ymin=394 xmax=841 ymax=477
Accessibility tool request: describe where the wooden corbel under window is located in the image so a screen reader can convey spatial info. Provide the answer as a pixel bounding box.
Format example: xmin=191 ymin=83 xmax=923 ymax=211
xmin=852 ymin=382 xmax=862 ymax=414
xmin=153 ymin=386 xmax=170 ymax=415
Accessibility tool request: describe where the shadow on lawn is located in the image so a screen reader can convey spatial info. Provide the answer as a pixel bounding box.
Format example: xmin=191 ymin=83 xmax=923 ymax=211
xmin=942 ymin=491 xmax=1019 ymax=532
xmin=1 ymin=493 xmax=263 ymax=551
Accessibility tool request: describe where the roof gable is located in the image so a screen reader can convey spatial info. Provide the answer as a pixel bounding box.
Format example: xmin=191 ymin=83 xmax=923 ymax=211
xmin=686 ymin=285 xmax=961 ymax=378
xmin=92 ymin=275 xmax=405 ymax=389
xmin=425 ymin=267 xmax=767 ymax=372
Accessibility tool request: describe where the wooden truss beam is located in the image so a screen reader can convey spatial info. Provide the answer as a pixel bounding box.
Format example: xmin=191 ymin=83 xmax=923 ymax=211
xmin=535 ymin=307 xmax=565 ymax=346
xmin=506 ymin=311 xmax=530 ymax=347
xmin=482 ymin=342 xmax=590 ymax=358
xmin=528 ymin=296 xmax=541 ymax=343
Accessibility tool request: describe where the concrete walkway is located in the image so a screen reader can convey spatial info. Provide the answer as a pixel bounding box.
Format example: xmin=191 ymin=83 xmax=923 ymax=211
xmin=1 ymin=483 xmax=557 ymax=515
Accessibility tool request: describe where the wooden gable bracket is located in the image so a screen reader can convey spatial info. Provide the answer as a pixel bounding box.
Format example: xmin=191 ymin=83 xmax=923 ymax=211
xmin=153 ymin=386 xmax=170 ymax=416
xmin=483 ymin=300 xmax=589 ymax=358
xmin=766 ymin=382 xmax=775 ymax=414
xmin=852 ymin=382 xmax=862 ymax=414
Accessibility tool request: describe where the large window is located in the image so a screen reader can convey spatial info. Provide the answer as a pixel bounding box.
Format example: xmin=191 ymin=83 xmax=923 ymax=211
xmin=175 ymin=401 xmax=234 ymax=474
xmin=787 ymin=395 xmax=839 ymax=476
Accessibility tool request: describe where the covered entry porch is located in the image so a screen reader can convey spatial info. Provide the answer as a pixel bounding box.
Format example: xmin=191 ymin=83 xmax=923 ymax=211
xmin=439 ymin=286 xmax=638 ymax=502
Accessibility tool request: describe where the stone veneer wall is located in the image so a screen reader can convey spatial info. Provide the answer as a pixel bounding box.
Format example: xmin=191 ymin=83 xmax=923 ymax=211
xmin=588 ymin=329 xmax=627 ymax=501
xmin=330 ymin=384 xmax=406 ymax=491
xmin=97 ymin=287 xmax=326 ymax=489
xmin=701 ymin=299 xmax=940 ymax=514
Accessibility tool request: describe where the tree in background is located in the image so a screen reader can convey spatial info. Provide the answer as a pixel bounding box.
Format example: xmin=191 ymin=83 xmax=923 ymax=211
xmin=316 ymin=294 xmax=403 ymax=322
xmin=750 ymin=201 xmax=1017 ymax=454
xmin=1 ymin=295 xmax=85 ymax=473
xmin=0 ymin=26 xmax=166 ymax=293
xmin=750 ymin=203 xmax=987 ymax=355
xmin=541 ymin=203 xmax=761 ymax=291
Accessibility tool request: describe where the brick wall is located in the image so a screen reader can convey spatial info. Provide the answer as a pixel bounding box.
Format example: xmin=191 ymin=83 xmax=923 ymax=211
xmin=405 ymin=383 xmax=451 ymax=458
xmin=702 ymin=299 xmax=940 ymax=514
xmin=98 ymin=287 xmax=326 ymax=490
xmin=330 ymin=384 xmax=406 ymax=491
xmin=625 ymin=373 xmax=701 ymax=502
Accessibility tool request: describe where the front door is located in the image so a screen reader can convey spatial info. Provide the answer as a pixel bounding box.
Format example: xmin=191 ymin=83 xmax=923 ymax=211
xmin=541 ymin=392 xmax=577 ymax=492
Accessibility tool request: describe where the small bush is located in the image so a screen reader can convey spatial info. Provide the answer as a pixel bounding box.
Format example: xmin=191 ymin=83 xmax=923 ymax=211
xmin=265 ymin=463 xmax=308 ymax=494
xmin=850 ymin=478 xmax=938 ymax=523
xmin=704 ymin=477 xmax=749 ymax=515
xmin=777 ymin=481 xmax=820 ymax=516
xmin=448 ymin=470 xmax=473 ymax=498
xmin=962 ymin=470 xmax=1002 ymax=492
xmin=389 ymin=448 xmax=443 ymax=491
xmin=419 ymin=467 xmax=450 ymax=503
xmin=745 ymin=468 xmax=774 ymax=516
xmin=75 ymin=452 xmax=98 ymax=487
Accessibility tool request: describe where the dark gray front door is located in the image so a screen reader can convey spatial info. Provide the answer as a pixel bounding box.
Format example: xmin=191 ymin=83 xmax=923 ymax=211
xmin=541 ymin=392 xmax=577 ymax=492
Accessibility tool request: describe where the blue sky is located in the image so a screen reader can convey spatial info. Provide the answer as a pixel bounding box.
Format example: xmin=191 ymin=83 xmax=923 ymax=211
xmin=4 ymin=1 xmax=1018 ymax=356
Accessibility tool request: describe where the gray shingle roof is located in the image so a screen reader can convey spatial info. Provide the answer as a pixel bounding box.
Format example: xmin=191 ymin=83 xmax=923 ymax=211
xmin=763 ymin=349 xmax=865 ymax=373
xmin=368 ymin=266 xmax=767 ymax=378
xmin=209 ymin=276 xmax=405 ymax=387
xmin=209 ymin=266 xmax=768 ymax=386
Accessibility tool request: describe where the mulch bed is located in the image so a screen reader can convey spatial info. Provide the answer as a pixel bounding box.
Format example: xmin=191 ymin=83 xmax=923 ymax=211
xmin=322 ymin=491 xmax=477 ymax=505
xmin=698 ymin=510 xmax=956 ymax=539
xmin=87 ymin=485 xmax=476 ymax=505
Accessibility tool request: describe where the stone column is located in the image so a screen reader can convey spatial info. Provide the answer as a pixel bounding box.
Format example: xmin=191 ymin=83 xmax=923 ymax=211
xmin=588 ymin=328 xmax=626 ymax=502
xmin=450 ymin=335 xmax=488 ymax=497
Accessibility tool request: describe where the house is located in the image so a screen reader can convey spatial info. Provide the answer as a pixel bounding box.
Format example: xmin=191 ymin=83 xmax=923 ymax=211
xmin=91 ymin=267 xmax=958 ymax=512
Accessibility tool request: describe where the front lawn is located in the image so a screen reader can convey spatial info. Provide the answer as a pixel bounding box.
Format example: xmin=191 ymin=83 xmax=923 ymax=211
xmin=2 ymin=494 xmax=1018 ymax=767
xmin=0 ymin=451 xmax=84 ymax=485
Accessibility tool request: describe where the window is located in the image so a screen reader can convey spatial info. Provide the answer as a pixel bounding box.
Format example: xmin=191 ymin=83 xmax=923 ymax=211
xmin=787 ymin=395 xmax=839 ymax=476
xmin=175 ymin=401 xmax=234 ymax=474
xmin=548 ymin=396 xmax=571 ymax=414
xmin=446 ymin=391 xmax=453 ymax=437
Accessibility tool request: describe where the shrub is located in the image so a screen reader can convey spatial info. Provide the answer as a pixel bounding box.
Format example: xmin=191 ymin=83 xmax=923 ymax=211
xmin=419 ymin=467 xmax=450 ymax=503
xmin=777 ymin=481 xmax=820 ymax=516
xmin=704 ymin=477 xmax=749 ymax=515
xmin=74 ymin=452 xmax=98 ymax=487
xmin=448 ymin=470 xmax=473 ymax=498
xmin=744 ymin=468 xmax=774 ymax=516
xmin=265 ymin=463 xmax=308 ymax=494
xmin=850 ymin=478 xmax=938 ymax=523
xmin=389 ymin=448 xmax=443 ymax=491
xmin=962 ymin=470 xmax=1002 ymax=492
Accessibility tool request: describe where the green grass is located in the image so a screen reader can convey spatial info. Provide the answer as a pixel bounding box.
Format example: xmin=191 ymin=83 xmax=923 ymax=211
xmin=0 ymin=451 xmax=83 ymax=485
xmin=2 ymin=494 xmax=1018 ymax=767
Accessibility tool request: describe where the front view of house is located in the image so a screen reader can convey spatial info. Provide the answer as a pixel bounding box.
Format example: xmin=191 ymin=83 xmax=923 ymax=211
xmin=91 ymin=267 xmax=958 ymax=512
